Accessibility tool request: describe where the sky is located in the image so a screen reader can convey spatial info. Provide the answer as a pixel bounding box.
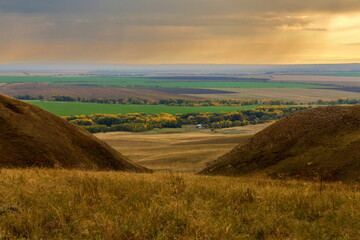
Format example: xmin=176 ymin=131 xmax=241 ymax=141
xmin=0 ymin=0 xmax=360 ymax=64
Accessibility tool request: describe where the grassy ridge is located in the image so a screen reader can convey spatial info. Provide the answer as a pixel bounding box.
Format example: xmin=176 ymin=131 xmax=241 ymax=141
xmin=0 ymin=169 xmax=359 ymax=239
xmin=25 ymin=100 xmax=261 ymax=116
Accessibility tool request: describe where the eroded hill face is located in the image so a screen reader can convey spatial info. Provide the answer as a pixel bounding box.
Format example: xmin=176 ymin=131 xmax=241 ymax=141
xmin=199 ymin=106 xmax=360 ymax=182
xmin=0 ymin=95 xmax=151 ymax=172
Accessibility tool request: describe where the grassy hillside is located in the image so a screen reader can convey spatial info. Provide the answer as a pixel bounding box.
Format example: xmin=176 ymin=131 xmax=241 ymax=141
xmin=0 ymin=95 xmax=149 ymax=172
xmin=0 ymin=169 xmax=358 ymax=240
xmin=25 ymin=101 xmax=261 ymax=116
xmin=200 ymin=106 xmax=360 ymax=182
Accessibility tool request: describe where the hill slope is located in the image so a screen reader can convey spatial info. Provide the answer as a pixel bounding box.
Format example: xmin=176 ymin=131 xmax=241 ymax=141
xmin=0 ymin=95 xmax=150 ymax=172
xmin=199 ymin=106 xmax=360 ymax=181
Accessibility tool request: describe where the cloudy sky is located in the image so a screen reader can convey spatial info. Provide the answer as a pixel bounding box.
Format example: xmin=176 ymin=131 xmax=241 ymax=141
xmin=0 ymin=0 xmax=359 ymax=64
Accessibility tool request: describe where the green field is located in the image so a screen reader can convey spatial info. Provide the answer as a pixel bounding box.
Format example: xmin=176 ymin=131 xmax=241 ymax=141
xmin=26 ymin=101 xmax=261 ymax=116
xmin=0 ymin=76 xmax=329 ymax=88
xmin=49 ymin=81 xmax=326 ymax=88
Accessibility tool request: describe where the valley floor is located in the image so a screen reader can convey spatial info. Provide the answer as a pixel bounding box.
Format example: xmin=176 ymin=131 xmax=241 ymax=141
xmin=96 ymin=124 xmax=271 ymax=172
xmin=0 ymin=169 xmax=359 ymax=240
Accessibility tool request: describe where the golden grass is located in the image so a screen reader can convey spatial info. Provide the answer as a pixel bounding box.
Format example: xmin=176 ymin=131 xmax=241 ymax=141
xmin=0 ymin=169 xmax=359 ymax=239
xmin=96 ymin=124 xmax=270 ymax=172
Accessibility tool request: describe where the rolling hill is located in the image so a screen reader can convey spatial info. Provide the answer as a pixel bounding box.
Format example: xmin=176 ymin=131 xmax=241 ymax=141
xmin=199 ymin=106 xmax=360 ymax=182
xmin=0 ymin=94 xmax=150 ymax=172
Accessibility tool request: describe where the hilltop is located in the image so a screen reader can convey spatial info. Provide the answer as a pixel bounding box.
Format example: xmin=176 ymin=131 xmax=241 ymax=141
xmin=0 ymin=95 xmax=150 ymax=172
xmin=199 ymin=106 xmax=360 ymax=182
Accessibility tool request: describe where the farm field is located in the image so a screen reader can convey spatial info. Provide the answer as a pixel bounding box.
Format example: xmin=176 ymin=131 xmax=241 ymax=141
xmin=49 ymin=81 xmax=327 ymax=89
xmin=187 ymin=87 xmax=360 ymax=102
xmin=0 ymin=76 xmax=330 ymax=88
xmin=0 ymin=169 xmax=359 ymax=240
xmin=25 ymin=100 xmax=261 ymax=116
xmin=1 ymin=75 xmax=359 ymax=104
xmin=272 ymin=74 xmax=360 ymax=87
xmin=96 ymin=123 xmax=271 ymax=172
xmin=0 ymin=83 xmax=191 ymax=100
xmin=289 ymin=73 xmax=360 ymax=77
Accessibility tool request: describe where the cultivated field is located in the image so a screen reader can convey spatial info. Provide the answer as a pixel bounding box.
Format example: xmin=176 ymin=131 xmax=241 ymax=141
xmin=96 ymin=124 xmax=270 ymax=172
xmin=188 ymin=88 xmax=360 ymax=102
xmin=0 ymin=169 xmax=359 ymax=240
xmin=272 ymin=74 xmax=360 ymax=86
xmin=0 ymin=83 xmax=192 ymax=100
xmin=0 ymin=76 xmax=329 ymax=88
xmin=25 ymin=101 xmax=261 ymax=116
xmin=291 ymin=73 xmax=360 ymax=77
xmin=49 ymin=81 xmax=325 ymax=89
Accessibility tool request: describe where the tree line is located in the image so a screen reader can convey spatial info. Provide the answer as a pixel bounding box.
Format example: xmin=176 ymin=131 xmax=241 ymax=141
xmin=15 ymin=95 xmax=296 ymax=106
xmin=16 ymin=95 xmax=360 ymax=106
xmin=63 ymin=106 xmax=309 ymax=133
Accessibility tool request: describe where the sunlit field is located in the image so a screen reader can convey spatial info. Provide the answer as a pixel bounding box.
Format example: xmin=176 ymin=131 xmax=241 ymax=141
xmin=0 ymin=169 xmax=359 ymax=240
xmin=25 ymin=100 xmax=261 ymax=116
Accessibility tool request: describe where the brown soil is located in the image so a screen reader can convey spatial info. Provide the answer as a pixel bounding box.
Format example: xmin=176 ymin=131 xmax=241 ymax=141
xmin=0 ymin=83 xmax=197 ymax=100
xmin=199 ymin=106 xmax=360 ymax=182
xmin=0 ymin=95 xmax=151 ymax=172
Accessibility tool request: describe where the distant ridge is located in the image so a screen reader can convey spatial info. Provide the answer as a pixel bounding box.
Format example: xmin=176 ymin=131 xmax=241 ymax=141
xmin=199 ymin=106 xmax=360 ymax=182
xmin=0 ymin=94 xmax=151 ymax=172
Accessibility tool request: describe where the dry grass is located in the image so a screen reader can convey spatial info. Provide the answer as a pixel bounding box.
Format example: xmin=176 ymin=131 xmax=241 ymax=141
xmin=96 ymin=124 xmax=270 ymax=172
xmin=0 ymin=169 xmax=359 ymax=240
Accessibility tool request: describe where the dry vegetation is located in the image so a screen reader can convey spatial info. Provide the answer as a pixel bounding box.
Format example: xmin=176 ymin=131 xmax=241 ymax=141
xmin=96 ymin=124 xmax=271 ymax=172
xmin=200 ymin=106 xmax=360 ymax=182
xmin=0 ymin=169 xmax=359 ymax=240
xmin=0 ymin=95 xmax=149 ymax=172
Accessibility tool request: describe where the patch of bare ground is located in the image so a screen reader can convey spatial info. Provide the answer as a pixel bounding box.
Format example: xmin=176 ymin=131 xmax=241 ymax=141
xmin=271 ymin=74 xmax=360 ymax=86
xmin=184 ymin=88 xmax=360 ymax=102
xmin=96 ymin=124 xmax=270 ymax=173
xmin=0 ymin=83 xmax=198 ymax=100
